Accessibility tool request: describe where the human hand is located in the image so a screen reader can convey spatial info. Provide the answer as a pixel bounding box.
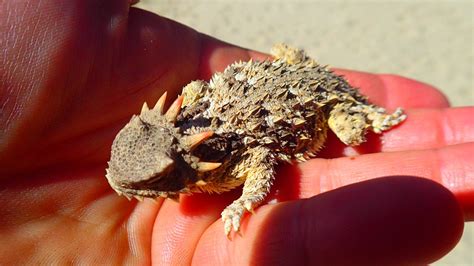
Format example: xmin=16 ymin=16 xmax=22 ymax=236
xmin=1 ymin=0 xmax=472 ymax=264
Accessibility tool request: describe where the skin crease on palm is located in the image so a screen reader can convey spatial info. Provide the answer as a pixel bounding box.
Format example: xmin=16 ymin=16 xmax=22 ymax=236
xmin=0 ymin=0 xmax=473 ymax=264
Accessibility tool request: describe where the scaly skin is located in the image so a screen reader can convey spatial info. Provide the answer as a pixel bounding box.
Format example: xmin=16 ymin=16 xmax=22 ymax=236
xmin=106 ymin=44 xmax=406 ymax=237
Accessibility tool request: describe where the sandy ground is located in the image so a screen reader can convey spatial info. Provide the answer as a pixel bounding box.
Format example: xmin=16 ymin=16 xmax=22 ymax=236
xmin=137 ymin=1 xmax=473 ymax=264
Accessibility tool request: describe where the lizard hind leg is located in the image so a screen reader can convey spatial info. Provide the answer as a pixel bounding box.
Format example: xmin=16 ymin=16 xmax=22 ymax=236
xmin=328 ymin=102 xmax=406 ymax=146
xmin=367 ymin=107 xmax=406 ymax=133
xmin=221 ymin=146 xmax=276 ymax=237
xmin=328 ymin=102 xmax=370 ymax=146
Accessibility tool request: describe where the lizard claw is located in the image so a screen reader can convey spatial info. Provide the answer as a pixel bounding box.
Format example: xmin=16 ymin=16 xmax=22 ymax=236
xmin=221 ymin=201 xmax=246 ymax=238
xmin=221 ymin=197 xmax=261 ymax=237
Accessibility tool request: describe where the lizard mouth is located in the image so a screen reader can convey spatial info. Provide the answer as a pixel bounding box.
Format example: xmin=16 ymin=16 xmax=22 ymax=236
xmin=107 ymin=175 xmax=183 ymax=201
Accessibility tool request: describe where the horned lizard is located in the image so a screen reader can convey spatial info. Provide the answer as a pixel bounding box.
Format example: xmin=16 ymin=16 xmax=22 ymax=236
xmin=106 ymin=44 xmax=406 ymax=237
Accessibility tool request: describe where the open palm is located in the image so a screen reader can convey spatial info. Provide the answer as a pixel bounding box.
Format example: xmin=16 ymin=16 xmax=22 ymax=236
xmin=1 ymin=1 xmax=472 ymax=264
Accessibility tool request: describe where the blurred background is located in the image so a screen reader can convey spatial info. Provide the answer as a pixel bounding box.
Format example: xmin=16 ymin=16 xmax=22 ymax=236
xmin=137 ymin=0 xmax=473 ymax=264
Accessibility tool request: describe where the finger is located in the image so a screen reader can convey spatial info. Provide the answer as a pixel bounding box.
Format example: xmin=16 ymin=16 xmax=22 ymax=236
xmin=151 ymin=143 xmax=473 ymax=262
xmin=198 ymin=48 xmax=448 ymax=110
xmin=288 ymin=143 xmax=474 ymax=219
xmin=2 ymin=0 xmax=137 ymax=145
xmin=320 ymin=107 xmax=474 ymax=158
xmin=151 ymin=192 xmax=238 ymax=265
xmin=192 ymin=176 xmax=463 ymax=265
xmin=380 ymin=107 xmax=474 ymax=151
xmin=334 ymin=69 xmax=450 ymax=109
xmin=197 ymin=35 xmax=269 ymax=80
xmin=1 ymin=0 xmax=143 ymax=165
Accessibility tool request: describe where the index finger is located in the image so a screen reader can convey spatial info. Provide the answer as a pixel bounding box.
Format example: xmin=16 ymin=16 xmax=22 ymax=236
xmin=191 ymin=176 xmax=463 ymax=265
xmin=334 ymin=69 xmax=450 ymax=109
xmin=201 ymin=42 xmax=450 ymax=110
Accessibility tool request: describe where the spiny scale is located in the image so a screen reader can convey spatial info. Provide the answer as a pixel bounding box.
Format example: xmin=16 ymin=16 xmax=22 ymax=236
xmin=138 ymin=92 xmax=219 ymax=170
xmin=165 ymin=95 xmax=184 ymax=122
xmin=155 ymin=91 xmax=167 ymax=113
xmin=105 ymin=44 xmax=406 ymax=238
xmin=181 ymin=131 xmax=214 ymax=150
xmin=196 ymin=162 xmax=222 ymax=172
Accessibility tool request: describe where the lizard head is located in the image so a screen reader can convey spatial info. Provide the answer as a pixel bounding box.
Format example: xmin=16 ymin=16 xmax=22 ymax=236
xmin=105 ymin=92 xmax=220 ymax=201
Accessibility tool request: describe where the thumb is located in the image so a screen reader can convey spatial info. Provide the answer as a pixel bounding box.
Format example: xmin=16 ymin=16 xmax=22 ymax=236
xmin=0 ymin=0 xmax=203 ymax=171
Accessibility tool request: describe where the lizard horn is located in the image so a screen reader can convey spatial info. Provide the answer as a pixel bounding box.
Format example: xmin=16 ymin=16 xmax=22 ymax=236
xmin=165 ymin=95 xmax=184 ymax=122
xmin=182 ymin=131 xmax=214 ymax=149
xmin=141 ymin=102 xmax=149 ymax=114
xmin=153 ymin=91 xmax=167 ymax=114
xmin=196 ymin=161 xmax=222 ymax=172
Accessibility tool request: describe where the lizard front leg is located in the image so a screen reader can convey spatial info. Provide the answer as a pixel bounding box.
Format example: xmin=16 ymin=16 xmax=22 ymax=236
xmin=221 ymin=146 xmax=276 ymax=237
